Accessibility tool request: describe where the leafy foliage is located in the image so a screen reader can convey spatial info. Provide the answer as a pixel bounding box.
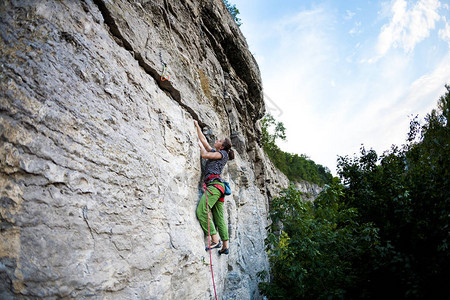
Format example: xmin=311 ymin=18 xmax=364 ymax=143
xmin=259 ymin=85 xmax=450 ymax=299
xmin=261 ymin=113 xmax=333 ymax=186
xmin=222 ymin=0 xmax=242 ymax=26
xmin=337 ymin=85 xmax=450 ymax=298
xmin=259 ymin=182 xmax=380 ymax=299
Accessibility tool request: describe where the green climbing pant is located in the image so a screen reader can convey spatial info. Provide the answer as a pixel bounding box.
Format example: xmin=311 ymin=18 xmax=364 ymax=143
xmin=196 ymin=182 xmax=229 ymax=241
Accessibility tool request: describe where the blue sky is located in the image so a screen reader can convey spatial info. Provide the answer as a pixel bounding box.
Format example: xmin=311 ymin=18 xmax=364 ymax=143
xmin=232 ymin=0 xmax=450 ymax=175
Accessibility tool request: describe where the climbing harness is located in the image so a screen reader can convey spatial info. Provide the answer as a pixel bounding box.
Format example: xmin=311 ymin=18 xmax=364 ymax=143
xmin=159 ymin=52 xmax=169 ymax=81
xmin=205 ymin=175 xmax=227 ymax=201
xmin=204 ymin=183 xmax=218 ymax=300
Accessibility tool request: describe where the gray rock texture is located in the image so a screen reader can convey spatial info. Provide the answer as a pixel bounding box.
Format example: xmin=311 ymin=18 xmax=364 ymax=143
xmin=0 ymin=1 xmax=321 ymax=299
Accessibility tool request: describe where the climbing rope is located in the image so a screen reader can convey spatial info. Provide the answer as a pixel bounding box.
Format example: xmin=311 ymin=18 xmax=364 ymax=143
xmin=204 ymin=183 xmax=218 ymax=300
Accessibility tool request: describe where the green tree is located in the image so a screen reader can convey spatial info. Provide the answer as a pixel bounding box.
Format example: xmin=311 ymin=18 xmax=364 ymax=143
xmin=261 ymin=113 xmax=287 ymax=151
xmin=260 ymin=86 xmax=450 ymax=299
xmin=337 ymin=85 xmax=450 ymax=298
xmin=260 ymin=113 xmax=333 ymax=186
xmin=259 ymin=182 xmax=380 ymax=299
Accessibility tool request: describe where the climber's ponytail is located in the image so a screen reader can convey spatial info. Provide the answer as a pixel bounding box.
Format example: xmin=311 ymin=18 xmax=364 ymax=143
xmin=223 ymin=138 xmax=235 ymax=160
xmin=228 ymin=149 xmax=235 ymax=160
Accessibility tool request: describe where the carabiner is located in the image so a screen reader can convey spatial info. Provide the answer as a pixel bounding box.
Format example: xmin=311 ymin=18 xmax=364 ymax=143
xmin=161 ymin=64 xmax=169 ymax=81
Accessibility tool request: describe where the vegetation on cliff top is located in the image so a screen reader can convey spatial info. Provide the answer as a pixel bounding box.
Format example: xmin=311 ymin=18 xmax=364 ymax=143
xmin=259 ymin=85 xmax=450 ymax=299
xmin=261 ymin=113 xmax=333 ymax=186
xmin=223 ymin=0 xmax=242 ymax=26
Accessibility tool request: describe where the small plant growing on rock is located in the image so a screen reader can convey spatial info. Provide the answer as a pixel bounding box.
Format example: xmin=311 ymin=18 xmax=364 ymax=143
xmin=223 ymin=0 xmax=242 ymax=26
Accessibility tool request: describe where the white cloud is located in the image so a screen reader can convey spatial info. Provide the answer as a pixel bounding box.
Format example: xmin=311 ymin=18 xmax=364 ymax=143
xmin=264 ymin=5 xmax=337 ymax=104
xmin=341 ymin=53 xmax=450 ymax=160
xmin=349 ymin=21 xmax=362 ymax=36
xmin=377 ymin=0 xmax=441 ymax=55
xmin=331 ymin=79 xmax=336 ymax=87
xmin=404 ymin=53 xmax=450 ymax=112
xmin=344 ymin=10 xmax=356 ymax=20
xmin=236 ymin=0 xmax=450 ymax=176
xmin=438 ymin=17 xmax=450 ymax=45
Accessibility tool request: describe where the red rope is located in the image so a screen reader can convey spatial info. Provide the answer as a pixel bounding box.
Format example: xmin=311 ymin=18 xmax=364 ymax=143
xmin=204 ymin=183 xmax=218 ymax=300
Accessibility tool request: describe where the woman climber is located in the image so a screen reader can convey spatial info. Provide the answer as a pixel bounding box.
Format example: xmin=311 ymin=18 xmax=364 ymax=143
xmin=194 ymin=120 xmax=234 ymax=255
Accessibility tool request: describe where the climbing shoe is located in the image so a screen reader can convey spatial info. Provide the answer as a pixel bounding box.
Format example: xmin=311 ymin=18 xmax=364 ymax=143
xmin=205 ymin=241 xmax=222 ymax=251
xmin=219 ymin=248 xmax=229 ymax=255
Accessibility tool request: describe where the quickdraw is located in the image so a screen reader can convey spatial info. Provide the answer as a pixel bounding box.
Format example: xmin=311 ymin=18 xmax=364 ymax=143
xmin=201 ymin=256 xmax=213 ymax=266
xmin=161 ymin=64 xmax=169 ymax=81
xmin=159 ymin=52 xmax=169 ymax=81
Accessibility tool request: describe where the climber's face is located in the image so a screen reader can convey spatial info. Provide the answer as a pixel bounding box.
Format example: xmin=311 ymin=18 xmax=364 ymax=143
xmin=214 ymin=139 xmax=225 ymax=150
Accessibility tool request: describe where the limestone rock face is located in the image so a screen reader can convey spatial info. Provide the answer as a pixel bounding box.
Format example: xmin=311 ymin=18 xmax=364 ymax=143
xmin=0 ymin=1 xmax=323 ymax=298
xmin=295 ymin=180 xmax=323 ymax=201
xmin=0 ymin=0 xmax=276 ymax=299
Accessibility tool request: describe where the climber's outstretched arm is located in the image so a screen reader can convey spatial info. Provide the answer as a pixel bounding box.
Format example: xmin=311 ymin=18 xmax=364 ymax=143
xmin=198 ymin=141 xmax=222 ymax=159
xmin=194 ymin=120 xmax=212 ymax=152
